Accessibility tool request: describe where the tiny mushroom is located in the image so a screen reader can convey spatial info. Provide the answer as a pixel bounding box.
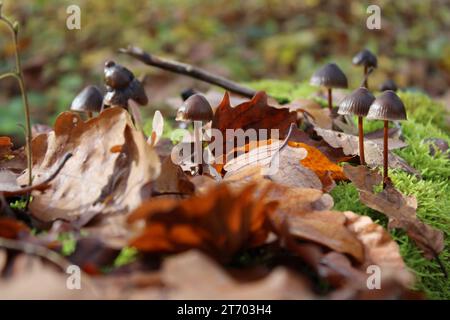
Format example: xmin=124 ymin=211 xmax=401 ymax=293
xmin=352 ymin=49 xmax=377 ymax=88
xmin=380 ymin=79 xmax=398 ymax=92
xmin=310 ymin=63 xmax=348 ymax=111
xmin=338 ymin=87 xmax=375 ymax=165
xmin=70 ymin=85 xmax=103 ymax=119
xmin=180 ymin=88 xmax=198 ymax=101
xmin=176 ymin=93 xmax=213 ymax=175
xmin=103 ymin=60 xmax=148 ymax=110
xmin=366 ymin=90 xmax=407 ymax=187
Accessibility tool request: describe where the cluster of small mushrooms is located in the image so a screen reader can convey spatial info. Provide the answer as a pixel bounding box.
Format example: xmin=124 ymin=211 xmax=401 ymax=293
xmin=310 ymin=48 xmax=406 ymax=187
xmin=71 ymin=60 xmax=148 ymax=118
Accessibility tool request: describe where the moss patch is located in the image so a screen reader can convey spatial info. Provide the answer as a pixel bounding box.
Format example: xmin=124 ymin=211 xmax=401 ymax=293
xmin=250 ymin=80 xmax=450 ymax=299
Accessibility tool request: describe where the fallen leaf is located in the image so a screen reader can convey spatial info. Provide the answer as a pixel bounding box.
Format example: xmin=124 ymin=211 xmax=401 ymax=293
xmin=0 ymin=253 xmax=96 ymax=299
xmin=148 ymin=110 xmax=164 ymax=147
xmin=289 ymin=141 xmax=347 ymax=185
xmin=212 ymin=91 xmax=297 ymax=154
xmin=223 ymin=138 xmax=323 ymax=190
xmin=0 ymin=218 xmax=30 ymax=239
xmin=0 ymin=137 xmax=13 ymax=157
xmin=160 ymin=250 xmax=315 ymax=299
xmin=344 ymin=165 xmax=444 ymax=259
xmin=271 ymin=209 xmax=365 ymax=262
xmin=128 ymin=183 xmax=277 ymax=262
xmin=343 ymin=211 xmax=413 ymax=286
xmin=0 ymin=137 xmax=26 ymax=173
xmin=151 ymin=156 xmax=195 ymax=196
xmin=314 ymin=127 xmax=417 ymax=175
xmin=17 ymin=108 xmax=160 ymax=223
xmin=286 ymin=98 xmax=332 ymax=129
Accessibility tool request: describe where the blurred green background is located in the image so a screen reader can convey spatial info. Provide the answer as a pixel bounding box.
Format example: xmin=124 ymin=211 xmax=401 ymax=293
xmin=1 ymin=0 xmax=450 ymax=142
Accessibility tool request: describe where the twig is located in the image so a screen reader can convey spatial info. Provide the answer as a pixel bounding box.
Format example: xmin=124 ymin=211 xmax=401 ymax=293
xmin=3 ymin=153 xmax=73 ymax=196
xmin=0 ymin=237 xmax=100 ymax=296
xmin=0 ymin=9 xmax=33 ymax=189
xmin=118 ymin=45 xmax=258 ymax=98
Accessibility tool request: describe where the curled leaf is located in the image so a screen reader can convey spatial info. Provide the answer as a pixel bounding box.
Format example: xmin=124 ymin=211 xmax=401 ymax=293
xmin=344 ymin=164 xmax=444 ymax=259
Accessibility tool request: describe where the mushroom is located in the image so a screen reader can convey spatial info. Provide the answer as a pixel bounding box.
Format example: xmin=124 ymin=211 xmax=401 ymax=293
xmin=103 ymin=60 xmax=148 ymax=109
xmin=70 ymin=85 xmax=103 ymax=119
xmin=366 ymin=90 xmax=407 ymax=187
xmin=310 ymin=63 xmax=348 ymax=111
xmin=352 ymin=49 xmax=377 ymax=88
xmin=338 ymin=87 xmax=375 ymax=165
xmin=379 ymin=79 xmax=398 ymax=92
xmin=176 ymin=94 xmax=213 ymax=175
xmin=180 ymin=88 xmax=198 ymax=101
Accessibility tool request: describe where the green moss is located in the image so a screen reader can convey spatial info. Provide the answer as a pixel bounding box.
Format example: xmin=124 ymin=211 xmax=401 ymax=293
xmin=398 ymin=91 xmax=450 ymax=131
xmin=57 ymin=232 xmax=77 ymax=256
xmin=253 ymin=79 xmax=449 ymax=299
xmin=114 ymin=247 xmax=139 ymax=268
xmin=332 ymin=172 xmax=450 ymax=299
xmin=246 ymin=79 xmax=295 ymax=103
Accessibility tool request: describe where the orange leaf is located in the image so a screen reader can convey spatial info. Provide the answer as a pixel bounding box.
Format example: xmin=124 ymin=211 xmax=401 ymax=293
xmin=128 ymin=183 xmax=276 ymax=262
xmin=0 ymin=218 xmax=29 ymax=239
xmin=289 ymin=141 xmax=347 ymax=183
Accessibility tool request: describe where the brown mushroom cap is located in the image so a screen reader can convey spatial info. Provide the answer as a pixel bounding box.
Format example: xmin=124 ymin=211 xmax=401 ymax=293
xmin=367 ymin=90 xmax=407 ymax=121
xmin=128 ymin=78 xmax=148 ymax=105
xmin=104 ymin=60 xmax=134 ymax=90
xmin=379 ymin=79 xmax=398 ymax=92
xmin=103 ymin=90 xmax=128 ymax=108
xmin=352 ymin=49 xmax=378 ymax=68
xmin=310 ymin=63 xmax=348 ymax=89
xmin=338 ymin=87 xmax=375 ymax=117
xmin=71 ymin=86 xmax=103 ymax=113
xmin=176 ymin=94 xmax=213 ymax=122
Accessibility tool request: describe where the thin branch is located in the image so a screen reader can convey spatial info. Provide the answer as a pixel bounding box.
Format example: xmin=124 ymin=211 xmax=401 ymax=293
xmin=119 ymin=45 xmax=258 ymax=98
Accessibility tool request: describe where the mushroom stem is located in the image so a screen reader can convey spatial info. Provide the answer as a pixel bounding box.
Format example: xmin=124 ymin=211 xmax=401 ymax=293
xmin=87 ymin=111 xmax=93 ymax=119
xmin=193 ymin=121 xmax=203 ymax=175
xmin=358 ymin=116 xmax=365 ymax=165
xmin=383 ymin=120 xmax=389 ymax=188
xmin=363 ymin=65 xmax=368 ymax=88
xmin=327 ymin=87 xmax=332 ymax=111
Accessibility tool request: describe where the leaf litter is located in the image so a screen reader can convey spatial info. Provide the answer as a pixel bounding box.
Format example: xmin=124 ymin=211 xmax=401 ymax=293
xmin=0 ymin=90 xmax=434 ymax=300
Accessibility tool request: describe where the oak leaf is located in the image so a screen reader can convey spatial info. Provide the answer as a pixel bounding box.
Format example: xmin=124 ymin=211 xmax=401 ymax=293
xmin=17 ymin=108 xmax=160 ymax=223
xmin=127 ymin=183 xmax=277 ymax=262
xmin=314 ymin=127 xmax=418 ymax=175
xmin=212 ymin=91 xmax=297 ymax=152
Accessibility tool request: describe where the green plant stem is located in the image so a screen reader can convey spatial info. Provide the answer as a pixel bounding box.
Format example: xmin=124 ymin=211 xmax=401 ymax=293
xmin=0 ymin=14 xmax=33 ymax=187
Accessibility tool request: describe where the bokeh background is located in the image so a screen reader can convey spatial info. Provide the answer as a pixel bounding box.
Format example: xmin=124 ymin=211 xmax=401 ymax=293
xmin=1 ymin=0 xmax=449 ymax=141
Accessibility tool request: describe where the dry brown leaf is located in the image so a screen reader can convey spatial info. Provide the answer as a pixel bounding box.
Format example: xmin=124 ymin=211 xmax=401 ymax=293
xmin=148 ymin=110 xmax=164 ymax=147
xmin=18 ymin=108 xmax=160 ymax=223
xmin=272 ymin=209 xmax=365 ymax=263
xmin=0 ymin=137 xmax=26 ymax=173
xmin=314 ymin=127 xmax=418 ymax=175
xmin=128 ymin=183 xmax=276 ymax=262
xmin=286 ymin=98 xmax=332 ymax=129
xmin=344 ymin=165 xmax=444 ymax=259
xmin=223 ymin=138 xmax=324 ymax=190
xmin=212 ymin=91 xmax=297 ymax=152
xmin=160 ymin=250 xmax=315 ymax=299
xmin=0 ymin=254 xmax=96 ymax=299
xmin=0 ymin=218 xmax=30 ymax=239
xmin=0 ymin=137 xmax=13 ymax=157
xmin=344 ymin=211 xmax=413 ymax=286
xmin=151 ymin=156 xmax=195 ymax=196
